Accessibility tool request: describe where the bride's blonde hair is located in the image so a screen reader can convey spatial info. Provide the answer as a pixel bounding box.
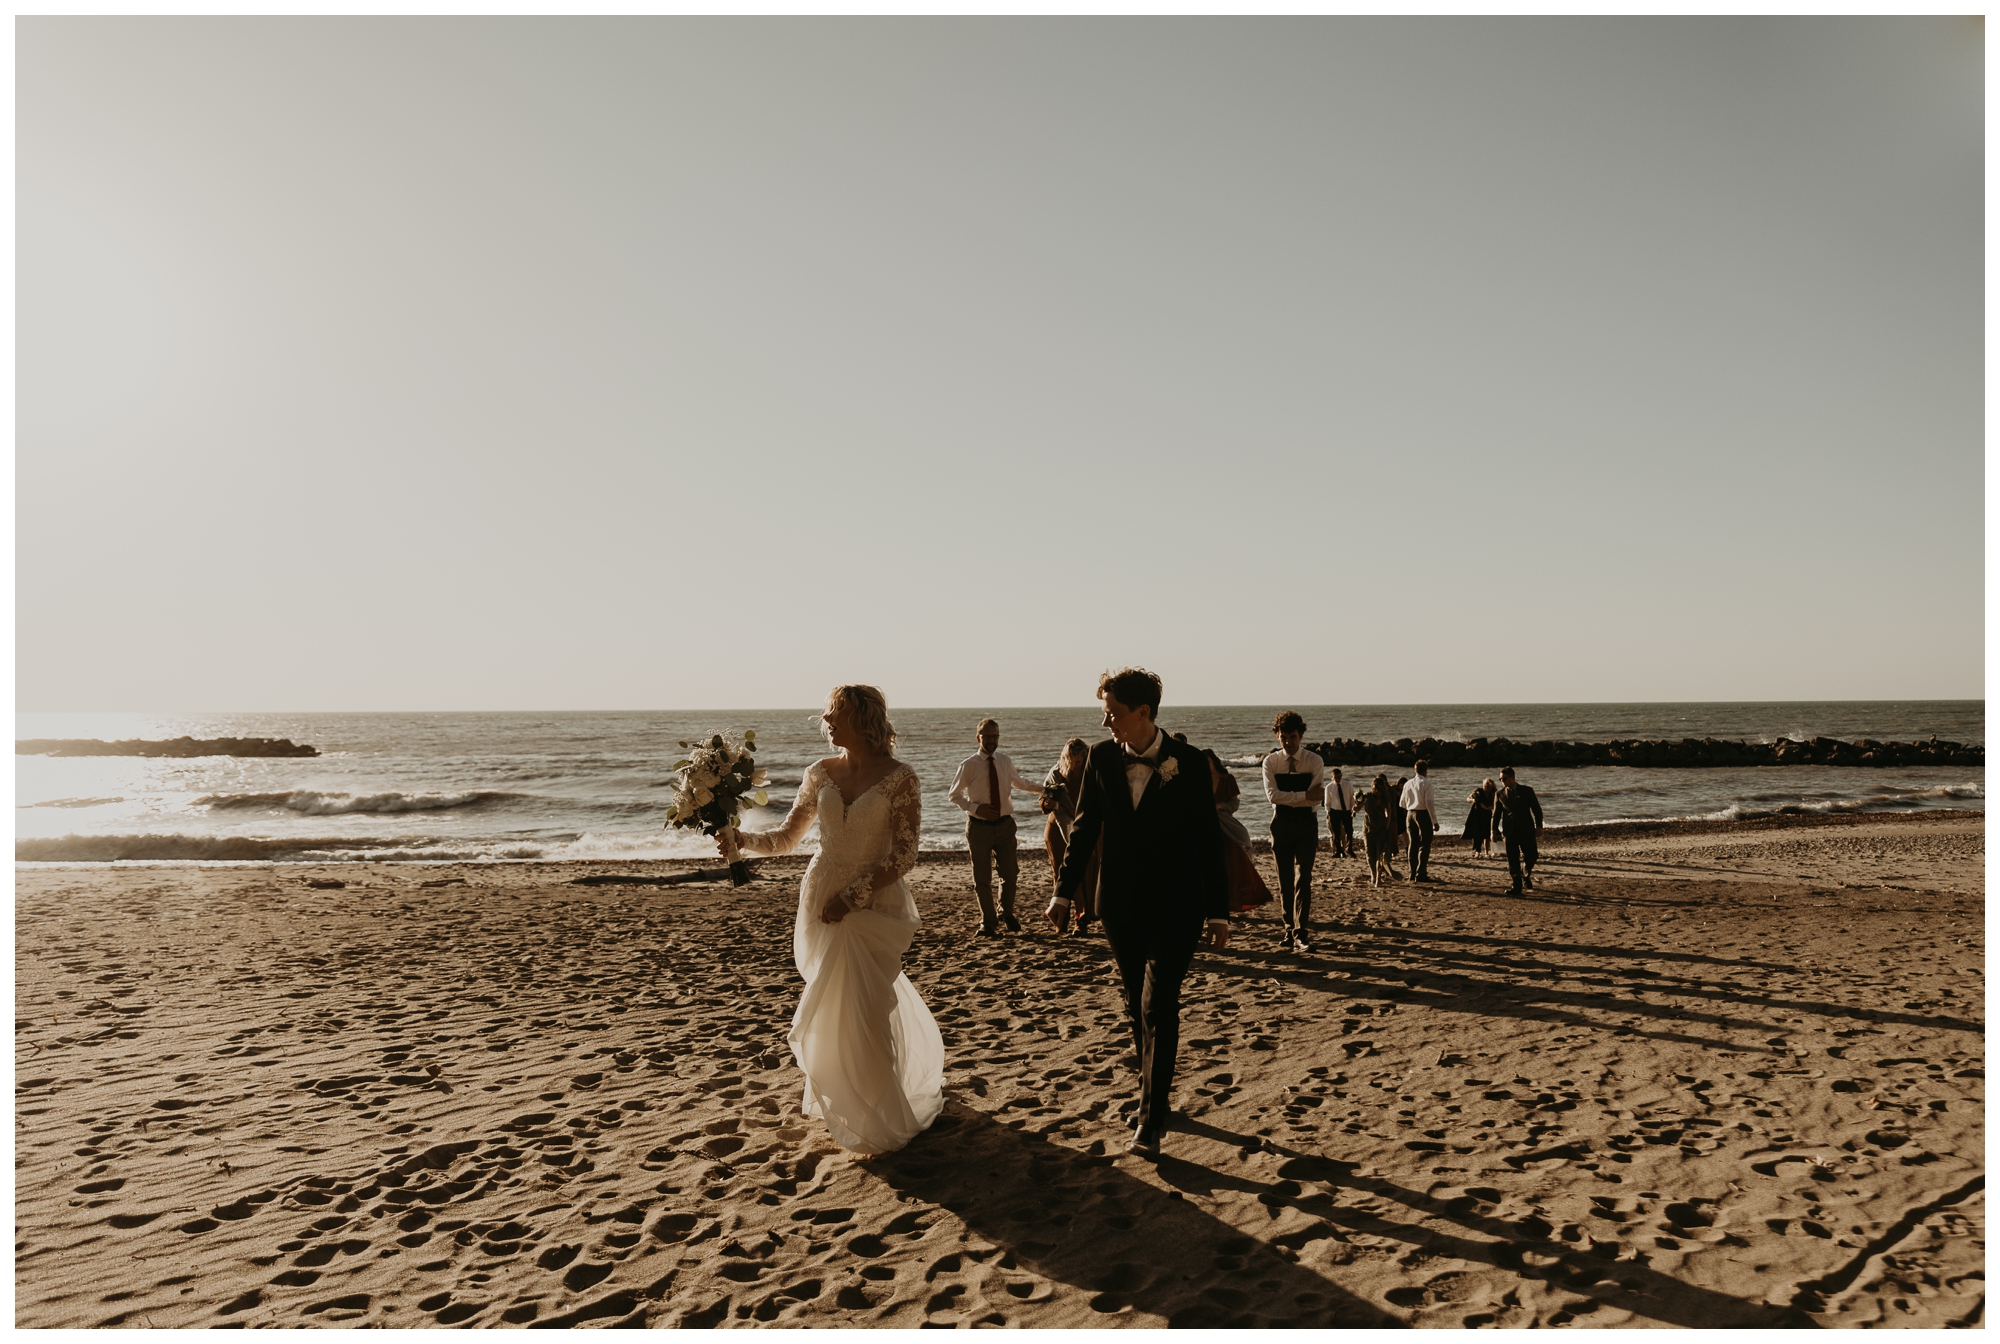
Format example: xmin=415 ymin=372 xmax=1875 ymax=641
xmin=827 ymin=684 xmax=897 ymax=755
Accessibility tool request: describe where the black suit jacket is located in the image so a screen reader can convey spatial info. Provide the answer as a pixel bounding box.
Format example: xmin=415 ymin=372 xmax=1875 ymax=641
xmin=1056 ymin=733 xmax=1228 ymax=926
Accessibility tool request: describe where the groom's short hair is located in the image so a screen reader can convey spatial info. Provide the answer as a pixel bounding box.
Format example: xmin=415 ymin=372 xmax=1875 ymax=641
xmin=1272 ymin=710 xmax=1306 ymax=736
xmin=1097 ymin=667 xmax=1162 ymax=717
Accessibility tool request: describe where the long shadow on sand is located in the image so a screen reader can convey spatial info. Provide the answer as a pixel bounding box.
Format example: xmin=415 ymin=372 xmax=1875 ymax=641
xmin=862 ymin=1100 xmax=1402 ymax=1328
xmin=1208 ymin=925 xmax=1981 ymax=1050
xmin=1155 ymin=1117 xmax=1818 ymax=1329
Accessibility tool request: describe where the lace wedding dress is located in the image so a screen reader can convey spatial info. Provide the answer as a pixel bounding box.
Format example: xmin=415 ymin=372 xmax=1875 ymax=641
xmin=735 ymin=760 xmax=944 ymax=1155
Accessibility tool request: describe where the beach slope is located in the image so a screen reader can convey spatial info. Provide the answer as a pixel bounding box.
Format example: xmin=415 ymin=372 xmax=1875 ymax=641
xmin=15 ymin=811 xmax=1983 ymax=1327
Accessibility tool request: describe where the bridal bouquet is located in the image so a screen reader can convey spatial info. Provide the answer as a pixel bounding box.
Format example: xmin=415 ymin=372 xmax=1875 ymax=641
xmin=665 ymin=730 xmax=769 ymax=886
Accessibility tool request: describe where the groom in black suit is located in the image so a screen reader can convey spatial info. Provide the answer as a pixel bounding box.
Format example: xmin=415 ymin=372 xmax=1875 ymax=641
xmin=1053 ymin=667 xmax=1229 ymax=1157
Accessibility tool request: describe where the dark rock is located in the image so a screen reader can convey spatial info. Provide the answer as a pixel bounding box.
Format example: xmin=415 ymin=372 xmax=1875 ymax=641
xmin=16 ymin=736 xmax=319 ymax=759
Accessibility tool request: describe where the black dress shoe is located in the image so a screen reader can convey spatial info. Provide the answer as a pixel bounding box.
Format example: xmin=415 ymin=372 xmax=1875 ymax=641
xmin=974 ymin=923 xmax=999 ymax=938
xmin=1126 ymin=1129 xmax=1162 ymax=1157
xmin=1002 ymin=913 xmax=1022 ymax=933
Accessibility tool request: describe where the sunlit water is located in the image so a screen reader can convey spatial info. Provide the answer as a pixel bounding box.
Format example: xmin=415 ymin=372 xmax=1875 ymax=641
xmin=15 ymin=702 xmax=1982 ymax=865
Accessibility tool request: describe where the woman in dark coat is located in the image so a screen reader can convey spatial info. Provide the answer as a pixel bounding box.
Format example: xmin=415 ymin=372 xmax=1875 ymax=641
xmin=1464 ymin=778 xmax=1497 ymax=855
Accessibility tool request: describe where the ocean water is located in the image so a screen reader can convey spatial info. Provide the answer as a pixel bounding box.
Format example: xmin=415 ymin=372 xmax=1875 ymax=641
xmin=14 ymin=702 xmax=1983 ymax=865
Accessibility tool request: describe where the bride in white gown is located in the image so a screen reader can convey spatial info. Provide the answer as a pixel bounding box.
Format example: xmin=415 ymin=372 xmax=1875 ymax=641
xmin=723 ymin=685 xmax=944 ymax=1156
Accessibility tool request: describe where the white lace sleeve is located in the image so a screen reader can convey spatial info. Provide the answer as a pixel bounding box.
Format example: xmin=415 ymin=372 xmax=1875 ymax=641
xmin=736 ymin=762 xmax=822 ymax=856
xmin=842 ymin=765 xmax=920 ymax=910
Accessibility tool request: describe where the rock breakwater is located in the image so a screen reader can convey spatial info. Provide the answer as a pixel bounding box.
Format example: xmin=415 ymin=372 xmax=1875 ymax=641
xmin=16 ymin=736 xmax=321 ymax=759
xmin=1306 ymin=735 xmax=1982 ymax=770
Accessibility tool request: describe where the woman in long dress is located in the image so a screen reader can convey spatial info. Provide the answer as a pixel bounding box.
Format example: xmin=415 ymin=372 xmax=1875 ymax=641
xmin=1204 ymin=749 xmax=1272 ymax=916
xmin=1041 ymin=737 xmax=1100 ymax=935
xmin=1360 ymin=774 xmax=1402 ymax=889
xmin=722 ymin=685 xmax=944 ymax=1156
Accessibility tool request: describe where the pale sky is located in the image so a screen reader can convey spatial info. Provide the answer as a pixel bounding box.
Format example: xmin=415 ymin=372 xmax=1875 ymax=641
xmin=18 ymin=18 xmax=1983 ymax=712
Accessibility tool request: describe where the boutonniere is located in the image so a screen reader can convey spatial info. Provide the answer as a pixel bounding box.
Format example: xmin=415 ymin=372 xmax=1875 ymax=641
xmin=1156 ymin=757 xmax=1180 ymax=785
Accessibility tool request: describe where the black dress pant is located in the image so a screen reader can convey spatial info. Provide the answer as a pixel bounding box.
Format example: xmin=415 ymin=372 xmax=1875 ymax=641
xmin=1406 ymin=812 xmax=1434 ymax=879
xmin=1328 ymin=808 xmax=1354 ymax=855
xmin=1269 ymin=807 xmax=1318 ymax=933
xmin=1505 ymin=829 xmax=1539 ymax=889
xmin=1103 ymin=912 xmax=1202 ymax=1138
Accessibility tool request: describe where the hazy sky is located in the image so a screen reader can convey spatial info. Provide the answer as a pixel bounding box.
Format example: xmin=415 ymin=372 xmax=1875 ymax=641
xmin=18 ymin=18 xmax=1983 ymax=712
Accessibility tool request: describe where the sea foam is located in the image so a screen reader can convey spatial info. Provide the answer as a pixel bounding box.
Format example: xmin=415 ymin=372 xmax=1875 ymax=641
xmin=195 ymin=790 xmax=521 ymax=816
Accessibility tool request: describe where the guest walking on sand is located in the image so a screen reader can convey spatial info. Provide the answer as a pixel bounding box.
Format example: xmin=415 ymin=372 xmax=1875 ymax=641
xmin=947 ymin=718 xmax=1045 ymax=937
xmin=1360 ymin=774 xmax=1401 ymax=887
xmin=1206 ymin=748 xmax=1272 ymax=916
xmin=1042 ymin=738 xmax=1100 ymax=936
xmin=1327 ymin=767 xmax=1357 ymax=859
xmin=1464 ymin=779 xmax=1497 ymax=855
xmin=1053 ymin=668 xmax=1228 ymax=1158
xmin=1401 ymin=760 xmax=1440 ymax=883
xmin=1493 ymin=766 xmax=1545 ymax=894
xmin=1262 ymin=712 xmax=1325 ymax=953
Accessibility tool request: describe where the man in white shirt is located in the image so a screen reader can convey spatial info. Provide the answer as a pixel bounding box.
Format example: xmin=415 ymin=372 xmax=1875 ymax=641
xmin=1400 ymin=760 xmax=1440 ymax=883
xmin=1261 ymin=711 xmax=1326 ymax=953
xmin=948 ymin=718 xmax=1045 ymax=935
xmin=1327 ymin=766 xmax=1356 ymax=858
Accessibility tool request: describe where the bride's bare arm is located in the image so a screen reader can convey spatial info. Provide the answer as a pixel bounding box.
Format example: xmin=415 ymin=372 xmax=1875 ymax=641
xmin=732 ymin=763 xmax=822 ymax=856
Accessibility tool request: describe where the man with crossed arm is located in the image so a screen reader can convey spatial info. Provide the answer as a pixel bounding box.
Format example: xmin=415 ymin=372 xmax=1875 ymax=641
xmin=948 ymin=718 xmax=1045 ymax=937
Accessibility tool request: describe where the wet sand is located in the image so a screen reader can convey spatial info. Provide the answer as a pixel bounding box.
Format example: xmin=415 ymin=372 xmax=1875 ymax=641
xmin=14 ymin=810 xmax=1984 ymax=1328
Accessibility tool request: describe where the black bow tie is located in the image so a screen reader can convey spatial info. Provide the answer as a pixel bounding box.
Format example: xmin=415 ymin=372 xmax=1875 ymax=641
xmin=1123 ymin=752 xmax=1156 ymax=771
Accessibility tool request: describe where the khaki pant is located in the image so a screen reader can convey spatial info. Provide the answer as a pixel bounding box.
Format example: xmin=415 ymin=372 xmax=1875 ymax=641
xmin=967 ymin=816 xmax=1019 ymax=927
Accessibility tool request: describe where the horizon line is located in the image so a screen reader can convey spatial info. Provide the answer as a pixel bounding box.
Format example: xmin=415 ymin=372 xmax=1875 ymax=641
xmin=14 ymin=696 xmax=1987 ymax=716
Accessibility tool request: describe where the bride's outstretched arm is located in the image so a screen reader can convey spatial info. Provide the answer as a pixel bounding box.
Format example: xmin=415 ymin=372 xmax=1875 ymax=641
xmin=840 ymin=767 xmax=921 ymax=910
xmin=734 ymin=764 xmax=821 ymax=856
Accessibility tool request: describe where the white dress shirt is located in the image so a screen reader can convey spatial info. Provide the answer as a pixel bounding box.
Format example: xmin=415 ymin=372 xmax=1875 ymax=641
xmin=1327 ymin=775 xmax=1356 ymax=812
xmin=1123 ymin=729 xmax=1165 ymax=808
xmin=1400 ymin=774 xmax=1438 ymax=824
xmin=948 ymin=750 xmax=1042 ymax=817
xmin=1262 ymin=747 xmax=1326 ymax=809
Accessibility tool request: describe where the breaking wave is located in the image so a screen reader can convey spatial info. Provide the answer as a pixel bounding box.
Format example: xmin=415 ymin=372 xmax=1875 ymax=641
xmin=1703 ymin=781 xmax=1983 ymax=822
xmin=195 ymin=789 xmax=522 ymax=816
xmin=15 ymin=833 xmax=551 ymax=864
xmin=19 ymin=796 xmax=125 ymax=810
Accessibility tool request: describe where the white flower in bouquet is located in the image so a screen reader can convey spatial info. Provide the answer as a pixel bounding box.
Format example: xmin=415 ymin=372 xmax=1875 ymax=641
xmin=664 ymin=728 xmax=767 ymax=847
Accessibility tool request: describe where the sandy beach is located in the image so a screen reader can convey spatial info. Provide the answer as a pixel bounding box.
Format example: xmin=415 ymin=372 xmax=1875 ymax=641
xmin=15 ymin=810 xmax=1983 ymax=1328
